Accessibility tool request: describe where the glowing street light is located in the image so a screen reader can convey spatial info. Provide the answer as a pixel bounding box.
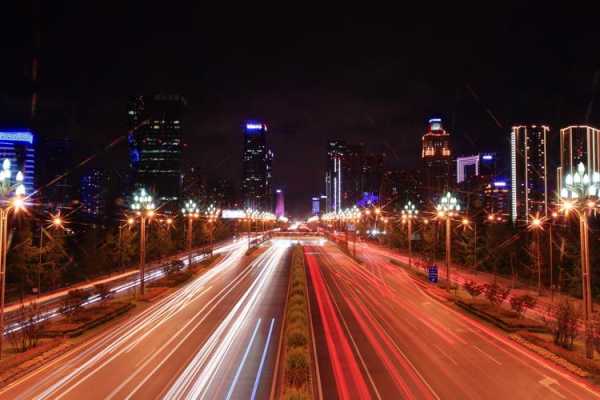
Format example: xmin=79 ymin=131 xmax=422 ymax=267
xmin=130 ymin=188 xmax=157 ymax=296
xmin=0 ymin=158 xmax=28 ymax=358
xmin=528 ymin=214 xmax=544 ymax=296
xmin=436 ymin=192 xmax=461 ymax=291
xmin=561 ymin=162 xmax=600 ymax=359
xmin=401 ymin=200 xmax=418 ymax=268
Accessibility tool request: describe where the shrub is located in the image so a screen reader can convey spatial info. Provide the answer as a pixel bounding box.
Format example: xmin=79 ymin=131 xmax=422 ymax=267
xmin=289 ymin=294 xmax=306 ymax=308
xmin=61 ymin=289 xmax=88 ymax=319
xmin=544 ymin=299 xmax=580 ymax=349
xmin=286 ymin=348 xmax=309 ymax=387
xmin=290 ymin=286 xmax=305 ymax=297
xmin=284 ymin=387 xmax=309 ymax=400
xmin=288 ymin=310 xmax=307 ymax=325
xmin=287 ymin=330 xmax=308 ymax=348
xmin=483 ymin=283 xmax=511 ymax=307
xmin=463 ymin=280 xmax=484 ymax=299
xmin=509 ymin=294 xmax=537 ymax=318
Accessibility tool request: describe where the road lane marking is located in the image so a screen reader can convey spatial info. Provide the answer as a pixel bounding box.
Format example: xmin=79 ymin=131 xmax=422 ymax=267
xmin=434 ymin=344 xmax=458 ymax=366
xmin=251 ymin=318 xmax=276 ymax=400
xmin=226 ymin=318 xmax=262 ymax=400
xmin=473 ymin=344 xmax=502 ymax=365
xmin=540 ymin=377 xmax=566 ymax=399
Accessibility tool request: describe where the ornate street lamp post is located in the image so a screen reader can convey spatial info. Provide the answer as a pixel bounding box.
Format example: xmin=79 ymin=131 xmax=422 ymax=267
xmin=0 ymin=159 xmax=27 ymax=358
xmin=436 ymin=192 xmax=461 ymax=291
xmin=130 ymin=188 xmax=156 ymax=296
xmin=560 ymin=162 xmax=600 ymax=359
xmin=401 ymin=201 xmax=418 ymax=269
xmin=181 ymin=199 xmax=200 ymax=251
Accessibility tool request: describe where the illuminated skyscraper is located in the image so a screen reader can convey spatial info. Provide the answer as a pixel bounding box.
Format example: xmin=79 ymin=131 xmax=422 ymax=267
xmin=80 ymin=168 xmax=108 ymax=222
xmin=510 ymin=125 xmax=548 ymax=223
xmin=275 ymin=189 xmax=285 ymax=217
xmin=128 ymin=94 xmax=186 ymax=207
xmin=242 ymin=121 xmax=274 ymax=211
xmin=557 ymin=125 xmax=600 ymax=196
xmin=421 ymin=118 xmax=451 ymax=200
xmin=0 ymin=130 xmax=35 ymax=195
xmin=312 ymin=196 xmax=320 ymax=215
xmin=325 ymin=140 xmax=346 ymax=213
xmin=456 ymin=153 xmax=496 ymax=184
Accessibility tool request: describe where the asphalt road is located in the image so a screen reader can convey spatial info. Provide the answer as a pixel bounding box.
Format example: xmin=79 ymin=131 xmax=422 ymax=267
xmin=306 ymin=241 xmax=600 ymax=400
xmin=0 ymin=239 xmax=290 ymax=400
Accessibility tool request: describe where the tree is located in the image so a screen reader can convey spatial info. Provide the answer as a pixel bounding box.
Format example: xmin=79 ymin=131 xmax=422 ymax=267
xmin=509 ymin=294 xmax=537 ymax=318
xmin=544 ymin=299 xmax=580 ymax=349
xmin=463 ymin=280 xmax=484 ymax=299
xmin=6 ymin=220 xmax=39 ymax=299
xmin=483 ymin=283 xmax=511 ymax=307
xmin=42 ymin=229 xmax=70 ymax=290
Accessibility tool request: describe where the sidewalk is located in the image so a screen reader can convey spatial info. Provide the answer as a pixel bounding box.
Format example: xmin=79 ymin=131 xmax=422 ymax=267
xmin=361 ymin=241 xmax=592 ymax=324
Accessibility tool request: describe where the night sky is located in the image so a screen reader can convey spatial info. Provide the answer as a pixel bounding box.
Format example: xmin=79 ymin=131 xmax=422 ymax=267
xmin=2 ymin=3 xmax=600 ymax=216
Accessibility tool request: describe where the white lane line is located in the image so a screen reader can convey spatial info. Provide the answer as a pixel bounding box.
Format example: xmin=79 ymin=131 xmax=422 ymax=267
xmin=433 ymin=344 xmax=458 ymax=366
xmin=251 ymin=318 xmax=276 ymax=400
xmin=540 ymin=376 xmax=566 ymax=399
xmin=473 ymin=344 xmax=502 ymax=365
xmin=226 ymin=319 xmax=263 ymax=400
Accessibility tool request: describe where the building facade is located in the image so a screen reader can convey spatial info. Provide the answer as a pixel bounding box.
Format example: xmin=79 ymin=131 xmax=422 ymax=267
xmin=128 ymin=94 xmax=186 ymax=208
xmin=456 ymin=153 xmax=497 ymax=184
xmin=0 ymin=130 xmax=35 ymax=195
xmin=421 ymin=118 xmax=451 ymax=201
xmin=510 ymin=125 xmax=549 ymax=224
xmin=242 ymin=121 xmax=273 ymax=211
xmin=325 ymin=140 xmax=346 ymax=213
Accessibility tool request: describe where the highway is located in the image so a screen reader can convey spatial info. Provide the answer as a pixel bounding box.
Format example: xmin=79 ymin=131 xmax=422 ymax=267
xmin=306 ymin=241 xmax=600 ymax=400
xmin=0 ymin=239 xmax=290 ymax=399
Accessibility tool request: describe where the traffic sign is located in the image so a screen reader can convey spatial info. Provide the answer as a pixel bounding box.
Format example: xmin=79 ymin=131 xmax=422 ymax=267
xmin=428 ymin=265 xmax=438 ymax=283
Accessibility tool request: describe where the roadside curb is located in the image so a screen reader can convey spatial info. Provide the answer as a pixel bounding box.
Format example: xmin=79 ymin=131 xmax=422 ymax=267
xmin=509 ymin=334 xmax=589 ymax=378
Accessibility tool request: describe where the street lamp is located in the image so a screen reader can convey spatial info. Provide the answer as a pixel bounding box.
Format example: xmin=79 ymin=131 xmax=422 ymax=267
xmin=0 ymin=159 xmax=27 ymax=359
xmin=528 ymin=215 xmax=544 ymax=296
xmin=436 ymin=192 xmax=461 ymax=291
xmin=560 ymin=162 xmax=600 ymax=359
xmin=37 ymin=212 xmax=66 ymax=298
xmin=130 ymin=188 xmax=156 ymax=296
xmin=181 ymin=199 xmax=200 ymax=251
xmin=401 ymin=201 xmax=418 ymax=269
xmin=205 ymin=204 xmax=220 ymax=252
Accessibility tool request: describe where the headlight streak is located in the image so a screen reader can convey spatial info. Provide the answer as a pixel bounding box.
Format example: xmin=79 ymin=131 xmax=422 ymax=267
xmin=225 ymin=318 xmax=262 ymax=400
xmin=4 ymin=240 xmax=242 ymax=336
xmin=29 ymin=242 xmax=252 ymax=400
xmin=164 ymin=241 xmax=289 ymax=399
xmin=250 ymin=317 xmax=276 ymax=400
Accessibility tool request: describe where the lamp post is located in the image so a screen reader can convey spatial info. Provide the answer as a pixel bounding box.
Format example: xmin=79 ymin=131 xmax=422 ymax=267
xmin=560 ymin=162 xmax=600 ymax=359
xmin=205 ymin=204 xmax=220 ymax=253
xmin=401 ymin=201 xmax=418 ymax=269
xmin=181 ymin=199 xmax=200 ymax=251
xmin=118 ymin=217 xmax=135 ymax=269
xmin=38 ymin=212 xmax=66 ymax=298
xmin=436 ymin=192 xmax=461 ymax=292
xmin=0 ymin=159 xmax=27 ymax=359
xmin=529 ymin=216 xmax=543 ymax=296
xmin=130 ymin=188 xmax=156 ymax=296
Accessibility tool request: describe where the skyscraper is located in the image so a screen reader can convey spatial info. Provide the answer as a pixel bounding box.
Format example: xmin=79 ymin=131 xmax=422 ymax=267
xmin=0 ymin=130 xmax=35 ymax=195
xmin=456 ymin=153 xmax=497 ymax=184
xmin=311 ymin=196 xmax=320 ymax=215
xmin=557 ymin=125 xmax=600 ymax=196
xmin=325 ymin=140 xmax=346 ymax=213
xmin=128 ymin=94 xmax=186 ymax=207
xmin=510 ymin=125 xmax=549 ymax=223
xmin=242 ymin=121 xmax=274 ymax=211
xmin=80 ymin=168 xmax=108 ymax=222
xmin=421 ymin=118 xmax=451 ymax=200
xmin=275 ymin=189 xmax=285 ymax=217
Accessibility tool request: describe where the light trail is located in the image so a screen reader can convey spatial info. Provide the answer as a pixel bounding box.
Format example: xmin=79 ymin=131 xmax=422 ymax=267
xmin=225 ymin=319 xmax=262 ymax=400
xmin=3 ymin=239 xmax=247 ymax=336
xmin=251 ymin=317 xmax=276 ymax=400
xmin=164 ymin=241 xmax=289 ymax=399
xmin=12 ymin=243 xmax=249 ymax=400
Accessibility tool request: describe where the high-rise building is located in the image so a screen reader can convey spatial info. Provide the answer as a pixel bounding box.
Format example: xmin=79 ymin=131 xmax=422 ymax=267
xmin=510 ymin=125 xmax=549 ymax=223
xmin=242 ymin=121 xmax=274 ymax=211
xmin=557 ymin=125 xmax=600 ymax=196
xmin=80 ymin=168 xmax=108 ymax=222
xmin=0 ymin=130 xmax=36 ymax=195
xmin=312 ymin=196 xmax=320 ymax=215
xmin=325 ymin=140 xmax=346 ymax=213
xmin=483 ymin=180 xmax=511 ymax=221
xmin=422 ymin=118 xmax=451 ymax=200
xmin=456 ymin=153 xmax=497 ymax=184
xmin=128 ymin=94 xmax=186 ymax=208
xmin=275 ymin=189 xmax=285 ymax=217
